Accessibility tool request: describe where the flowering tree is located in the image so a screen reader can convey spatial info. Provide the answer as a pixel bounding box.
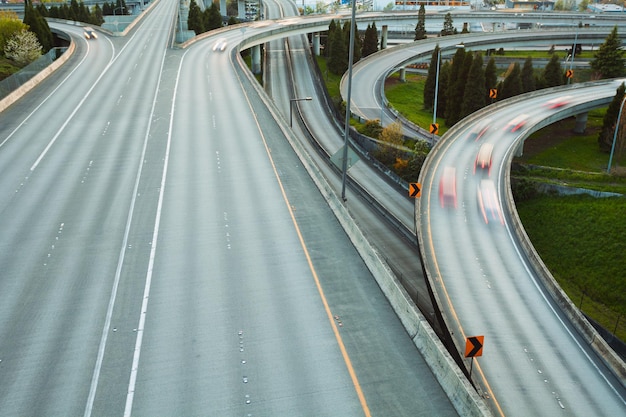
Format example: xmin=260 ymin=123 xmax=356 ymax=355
xmin=5 ymin=29 xmax=42 ymax=66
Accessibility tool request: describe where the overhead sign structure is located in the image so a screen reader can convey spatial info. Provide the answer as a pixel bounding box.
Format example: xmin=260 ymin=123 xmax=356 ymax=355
xmin=430 ymin=123 xmax=439 ymax=134
xmin=489 ymin=89 xmax=497 ymax=99
xmin=409 ymin=183 xmax=421 ymax=198
xmin=465 ymin=335 xmax=484 ymax=358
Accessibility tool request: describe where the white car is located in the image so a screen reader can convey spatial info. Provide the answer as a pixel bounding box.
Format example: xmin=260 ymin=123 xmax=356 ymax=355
xmin=84 ymin=27 xmax=97 ymax=40
xmin=477 ymin=179 xmax=504 ymax=225
xmin=212 ymin=38 xmax=228 ymax=52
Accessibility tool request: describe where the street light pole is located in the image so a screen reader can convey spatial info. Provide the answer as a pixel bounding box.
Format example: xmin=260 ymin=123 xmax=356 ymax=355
xmin=568 ymin=28 xmax=578 ymax=85
xmin=607 ymin=95 xmax=626 ymax=173
xmin=432 ymin=46 xmax=441 ymax=131
xmin=341 ymin=0 xmax=357 ymax=201
xmin=289 ymin=97 xmax=312 ymax=127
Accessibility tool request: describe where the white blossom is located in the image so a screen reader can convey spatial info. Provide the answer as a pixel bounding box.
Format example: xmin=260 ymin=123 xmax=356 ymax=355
xmin=5 ymin=29 xmax=42 ymax=66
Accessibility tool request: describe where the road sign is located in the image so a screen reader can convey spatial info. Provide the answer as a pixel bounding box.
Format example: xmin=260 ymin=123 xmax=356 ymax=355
xmin=465 ymin=335 xmax=484 ymax=358
xmin=565 ymin=69 xmax=574 ymax=78
xmin=409 ymin=183 xmax=421 ymax=198
xmin=489 ymin=89 xmax=497 ymax=99
xmin=430 ymin=123 xmax=439 ymax=134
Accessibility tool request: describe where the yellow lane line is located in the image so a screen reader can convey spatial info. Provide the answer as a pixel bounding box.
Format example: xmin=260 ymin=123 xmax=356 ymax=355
xmin=245 ymin=99 xmax=371 ymax=416
xmin=425 ymin=151 xmax=505 ymax=417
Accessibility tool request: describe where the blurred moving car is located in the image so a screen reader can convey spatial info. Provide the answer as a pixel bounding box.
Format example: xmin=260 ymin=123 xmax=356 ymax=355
xmin=477 ymin=179 xmax=504 ymax=225
xmin=474 ymin=142 xmax=494 ymax=175
xmin=84 ymin=27 xmax=97 ymax=40
xmin=212 ymin=38 xmax=228 ymax=52
xmin=439 ymin=166 xmax=457 ymax=209
xmin=467 ymin=118 xmax=492 ymax=141
xmin=544 ymin=95 xmax=572 ymax=109
xmin=506 ymin=114 xmax=528 ymax=132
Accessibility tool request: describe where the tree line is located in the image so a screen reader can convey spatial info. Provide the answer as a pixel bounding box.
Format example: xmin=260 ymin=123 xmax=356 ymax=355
xmin=322 ymin=18 xmax=379 ymax=76
xmin=422 ymin=26 xmax=624 ymax=153
xmin=36 ymin=0 xmax=132 ymax=27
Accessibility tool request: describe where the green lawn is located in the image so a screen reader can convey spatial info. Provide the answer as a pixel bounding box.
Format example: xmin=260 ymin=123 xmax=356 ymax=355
xmin=516 ymin=195 xmax=626 ymax=341
xmin=384 ymin=73 xmax=449 ymax=136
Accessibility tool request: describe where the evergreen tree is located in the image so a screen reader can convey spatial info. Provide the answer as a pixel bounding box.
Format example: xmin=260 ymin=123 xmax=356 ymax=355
xmin=414 ymin=4 xmax=426 ymax=41
xmin=23 ymin=0 xmax=53 ymax=52
xmin=543 ymin=53 xmax=564 ymax=88
xmin=440 ymin=12 xmax=455 ymax=36
xmin=521 ymin=56 xmax=535 ymax=93
xmin=114 ymin=0 xmax=128 ymax=15
xmin=423 ymin=45 xmax=440 ymax=110
xmin=324 ymin=20 xmax=336 ymax=58
xmin=500 ymin=62 xmax=522 ymax=100
xmin=590 ymin=26 xmax=625 ymax=79
xmin=598 ymin=83 xmax=625 ymax=153
xmin=36 ymin=4 xmax=48 ymax=17
xmin=461 ymin=52 xmax=486 ymax=120
xmin=93 ymin=4 xmax=105 ymax=26
xmin=204 ymin=3 xmax=223 ymax=31
xmin=187 ymin=0 xmax=204 ymax=34
xmin=484 ymin=56 xmax=497 ymax=100
xmin=342 ymin=21 xmax=361 ymax=64
xmin=437 ymin=61 xmax=451 ymax=118
xmin=361 ymin=22 xmax=378 ymax=57
xmin=445 ymin=47 xmax=468 ymax=126
xmin=328 ymin=23 xmax=347 ymax=74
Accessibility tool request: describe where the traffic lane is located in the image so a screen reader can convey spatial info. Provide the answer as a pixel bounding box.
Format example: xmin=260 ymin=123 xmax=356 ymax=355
xmin=0 ymin=2 xmax=181 ymax=415
xmin=283 ymin=30 xmax=428 ymax=312
xmin=428 ymin=175 xmax=626 ymax=416
xmin=0 ymin=30 xmax=143 ymax=417
xmin=425 ymin=94 xmax=626 ymax=416
xmin=256 ymin=31 xmax=458 ymax=414
xmin=127 ymin=44 xmax=364 ymax=415
xmin=0 ymin=24 xmax=115 ymax=206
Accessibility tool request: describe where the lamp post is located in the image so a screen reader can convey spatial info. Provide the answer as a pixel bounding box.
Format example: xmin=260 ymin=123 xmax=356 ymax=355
xmin=341 ymin=0 xmax=357 ymax=201
xmin=289 ymin=97 xmax=312 ymax=127
xmin=113 ymin=6 xmax=125 ymax=15
xmin=432 ymin=46 xmax=441 ymax=142
xmin=607 ymin=95 xmax=626 ymax=173
xmin=567 ymin=28 xmax=579 ymax=85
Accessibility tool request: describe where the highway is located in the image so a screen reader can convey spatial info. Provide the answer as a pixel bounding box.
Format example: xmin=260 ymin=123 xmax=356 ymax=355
xmin=0 ymin=1 xmax=460 ymax=416
xmin=343 ymin=29 xmax=626 ymax=416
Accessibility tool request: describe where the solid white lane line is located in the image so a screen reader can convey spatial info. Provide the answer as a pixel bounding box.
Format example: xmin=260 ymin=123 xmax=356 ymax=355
xmin=82 ymin=13 xmax=174 ymax=417
xmin=122 ymin=47 xmax=187 ymax=417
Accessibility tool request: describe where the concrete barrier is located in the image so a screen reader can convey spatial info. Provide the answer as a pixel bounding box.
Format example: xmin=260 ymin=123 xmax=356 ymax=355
xmin=233 ymin=50 xmax=493 ymax=417
xmin=503 ymin=161 xmax=626 ymax=388
xmin=0 ymin=41 xmax=75 ymax=113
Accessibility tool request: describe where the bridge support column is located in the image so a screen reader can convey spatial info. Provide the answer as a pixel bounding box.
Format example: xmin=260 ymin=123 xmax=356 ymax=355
xmin=573 ymin=112 xmax=588 ymax=134
xmin=381 ymin=24 xmax=388 ymax=49
xmin=238 ymin=0 xmax=245 ymax=19
xmin=220 ymin=0 xmax=226 ymax=16
xmin=515 ymin=140 xmax=525 ymax=157
xmin=251 ymin=44 xmax=261 ymax=74
xmin=313 ymin=32 xmax=321 ymax=56
xmin=399 ymin=67 xmax=406 ymax=82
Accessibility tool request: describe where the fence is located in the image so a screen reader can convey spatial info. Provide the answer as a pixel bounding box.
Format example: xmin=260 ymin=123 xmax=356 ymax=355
xmin=0 ymin=47 xmax=66 ymax=100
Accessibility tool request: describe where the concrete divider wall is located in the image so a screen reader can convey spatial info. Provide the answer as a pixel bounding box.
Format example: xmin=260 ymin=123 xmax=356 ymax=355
xmin=0 ymin=41 xmax=75 ymax=113
xmin=232 ymin=50 xmax=493 ymax=417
